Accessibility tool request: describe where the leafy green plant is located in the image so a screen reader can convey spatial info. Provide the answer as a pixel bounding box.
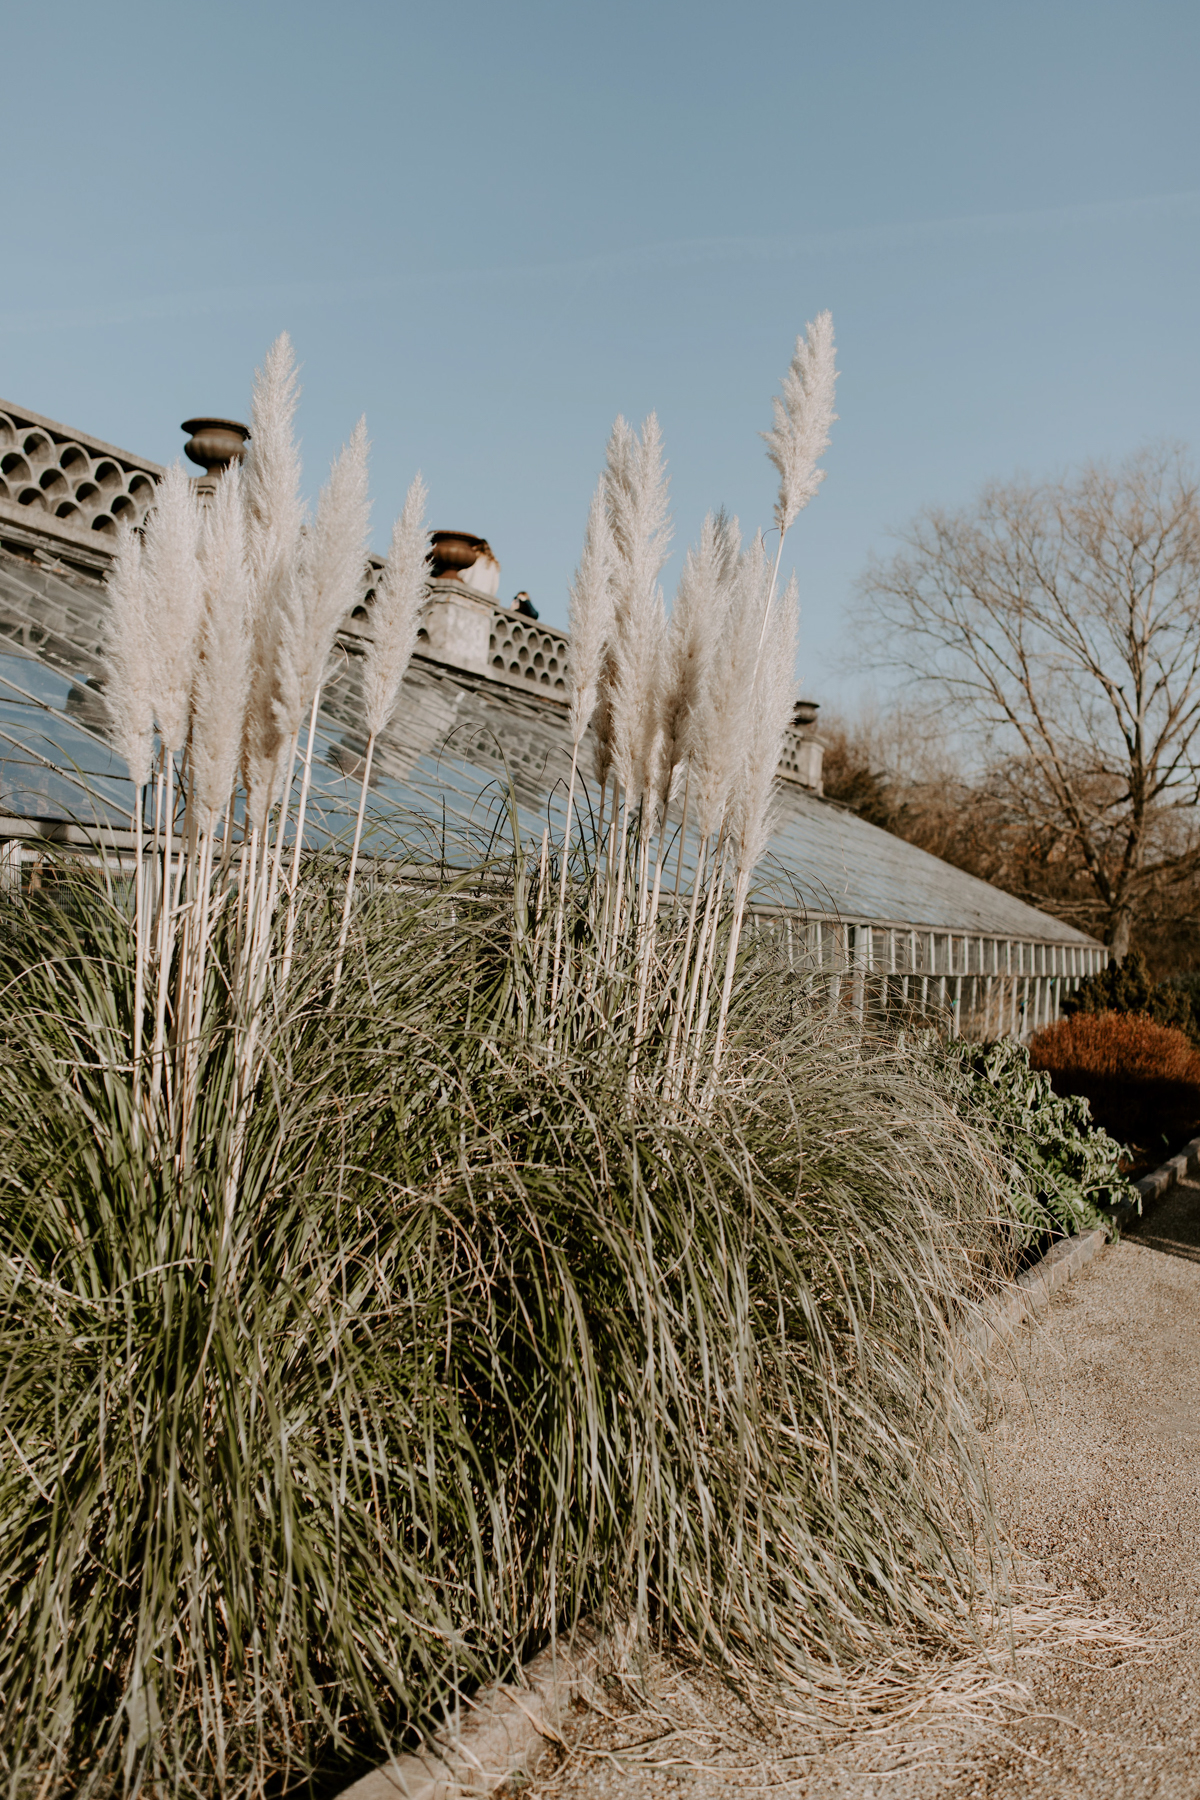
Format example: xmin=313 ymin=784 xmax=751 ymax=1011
xmin=937 ymin=1035 xmax=1135 ymax=1238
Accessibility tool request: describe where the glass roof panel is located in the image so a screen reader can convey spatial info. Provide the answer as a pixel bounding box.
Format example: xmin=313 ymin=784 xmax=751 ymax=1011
xmin=0 ymin=544 xmax=1099 ymax=946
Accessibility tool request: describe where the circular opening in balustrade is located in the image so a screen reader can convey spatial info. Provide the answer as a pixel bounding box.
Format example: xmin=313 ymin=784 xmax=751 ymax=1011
xmin=2 ymin=454 xmax=31 ymax=482
xmin=17 ymin=487 xmax=46 ymax=510
xmin=91 ymin=513 xmax=115 ymax=534
xmin=22 ymin=432 xmax=51 ymax=462
xmin=93 ymin=461 xmax=121 ymax=494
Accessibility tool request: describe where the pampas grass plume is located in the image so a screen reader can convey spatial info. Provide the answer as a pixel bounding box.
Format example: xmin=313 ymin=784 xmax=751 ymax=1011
xmin=660 ymin=509 xmax=737 ymax=786
xmin=141 ymin=462 xmax=202 ymax=754
xmin=296 ymin=417 xmax=371 ymax=713
xmin=242 ymin=333 xmax=305 ymax=823
xmin=103 ymin=521 xmax=154 ymax=790
xmin=687 ymin=518 xmax=753 ymax=842
xmin=567 ymin=478 xmax=615 ymax=748
xmin=734 ymin=569 xmax=798 ymax=875
xmin=191 ymin=465 xmax=251 ymax=830
xmin=244 ymin=332 xmax=304 ymax=595
xmin=363 ymin=473 xmax=429 ymax=741
xmin=762 ymin=311 xmax=838 ymax=534
xmin=604 ymin=414 xmax=672 ymax=811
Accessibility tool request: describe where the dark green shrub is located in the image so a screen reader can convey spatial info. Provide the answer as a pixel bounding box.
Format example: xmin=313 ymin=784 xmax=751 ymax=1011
xmin=1062 ymin=948 xmax=1200 ymax=1043
xmin=938 ymin=1036 xmax=1136 ymax=1237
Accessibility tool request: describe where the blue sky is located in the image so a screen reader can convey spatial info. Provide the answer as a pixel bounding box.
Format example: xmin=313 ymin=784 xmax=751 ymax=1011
xmin=5 ymin=0 xmax=1199 ymax=707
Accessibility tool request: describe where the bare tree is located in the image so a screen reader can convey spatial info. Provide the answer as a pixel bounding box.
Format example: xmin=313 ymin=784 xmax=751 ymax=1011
xmin=861 ymin=446 xmax=1200 ymax=954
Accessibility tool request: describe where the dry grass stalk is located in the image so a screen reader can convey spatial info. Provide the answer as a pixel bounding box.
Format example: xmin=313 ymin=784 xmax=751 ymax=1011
xmin=524 ymin=319 xmax=836 ymax=1101
xmin=99 ymin=334 xmax=428 ymax=1165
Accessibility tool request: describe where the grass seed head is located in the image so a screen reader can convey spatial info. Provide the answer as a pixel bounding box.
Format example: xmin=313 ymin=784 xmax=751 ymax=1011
xmin=192 ymin=464 xmax=251 ymax=831
xmin=141 ymin=462 xmax=203 ymax=755
xmin=363 ymin=472 xmax=429 ymax=741
xmin=763 ymin=310 xmax=838 ymax=534
xmin=102 ymin=520 xmax=154 ymax=789
xmin=567 ymin=478 xmax=616 ymax=749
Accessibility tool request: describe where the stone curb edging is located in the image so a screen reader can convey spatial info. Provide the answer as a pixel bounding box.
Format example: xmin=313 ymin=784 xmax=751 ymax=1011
xmin=336 ymin=1627 xmax=602 ymax=1800
xmin=339 ymin=1135 xmax=1200 ymax=1800
xmin=965 ymin=1131 xmax=1200 ymax=1356
xmin=1115 ymin=1131 xmax=1200 ymax=1228
xmin=962 ymin=1225 xmax=1110 ymax=1355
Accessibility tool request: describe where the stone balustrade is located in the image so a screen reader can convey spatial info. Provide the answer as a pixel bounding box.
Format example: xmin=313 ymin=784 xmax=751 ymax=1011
xmin=0 ymin=403 xmax=162 ymax=544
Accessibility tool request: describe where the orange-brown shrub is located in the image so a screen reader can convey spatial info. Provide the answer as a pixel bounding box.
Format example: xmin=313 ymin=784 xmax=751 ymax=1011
xmin=1029 ymin=1010 xmax=1200 ymax=1164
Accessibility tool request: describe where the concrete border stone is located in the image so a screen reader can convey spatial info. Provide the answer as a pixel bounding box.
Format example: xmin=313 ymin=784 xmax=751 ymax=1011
xmin=1118 ymin=1131 xmax=1200 ymax=1226
xmin=335 ymin=1627 xmax=601 ymax=1800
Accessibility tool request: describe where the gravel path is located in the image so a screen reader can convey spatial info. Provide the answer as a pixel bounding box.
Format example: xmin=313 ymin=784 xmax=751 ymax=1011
xmin=513 ymin=1183 xmax=1200 ymax=1798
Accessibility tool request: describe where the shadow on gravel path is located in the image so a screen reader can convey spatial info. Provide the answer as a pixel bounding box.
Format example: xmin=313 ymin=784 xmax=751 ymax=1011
xmin=513 ymin=1184 xmax=1200 ymax=1799
xmin=1128 ymin=1174 xmax=1200 ymax=1265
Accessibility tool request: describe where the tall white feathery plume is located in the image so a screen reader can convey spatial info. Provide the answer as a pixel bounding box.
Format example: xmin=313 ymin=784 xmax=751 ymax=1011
xmin=733 ymin=569 xmax=798 ymax=879
xmin=566 ymin=478 xmax=615 ymax=750
xmin=241 ymin=332 xmax=305 ymax=828
xmin=678 ymin=535 xmax=764 ymax=1038
xmin=176 ymin=465 xmax=252 ymax=1133
xmin=103 ymin=521 xmax=154 ymax=790
xmin=332 ymin=472 xmax=429 ymax=998
xmin=362 ymin=472 xmax=430 ymax=740
xmin=686 ymin=515 xmax=749 ymax=843
xmin=294 ymin=416 xmax=371 ymax=717
xmin=659 ymin=509 xmax=737 ymax=797
xmin=191 ymin=464 xmax=250 ymax=831
xmin=659 ymin=512 xmax=743 ymax=1085
xmin=141 ymin=463 xmax=202 ymax=754
xmin=710 ymin=563 xmax=799 ymax=1075
xmin=244 ymin=332 xmax=305 ymax=595
xmin=604 ymin=414 xmax=672 ymax=816
xmin=139 ymin=462 xmax=202 ymax=1108
xmin=762 ymin=311 xmax=838 ymax=536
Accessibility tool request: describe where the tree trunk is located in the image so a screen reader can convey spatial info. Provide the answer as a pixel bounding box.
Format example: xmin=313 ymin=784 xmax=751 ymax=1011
xmin=1107 ymin=910 xmax=1132 ymax=959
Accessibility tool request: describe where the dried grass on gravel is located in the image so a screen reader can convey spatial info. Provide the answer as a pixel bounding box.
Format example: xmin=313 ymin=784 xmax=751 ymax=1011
xmin=513 ymin=1598 xmax=1156 ymax=1798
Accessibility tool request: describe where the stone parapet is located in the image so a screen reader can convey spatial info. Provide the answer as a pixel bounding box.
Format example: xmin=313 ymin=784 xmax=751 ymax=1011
xmin=0 ymin=400 xmax=162 ymax=549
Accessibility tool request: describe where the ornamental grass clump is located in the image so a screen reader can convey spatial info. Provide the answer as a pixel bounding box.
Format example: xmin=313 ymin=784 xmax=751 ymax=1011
xmin=0 ymin=319 xmax=1022 ymax=1799
xmin=0 ymin=875 xmax=1013 ymax=1799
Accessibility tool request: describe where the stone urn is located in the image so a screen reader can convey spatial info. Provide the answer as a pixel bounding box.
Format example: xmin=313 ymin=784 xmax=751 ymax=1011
xmin=428 ymin=530 xmax=493 ymax=579
xmin=181 ymin=418 xmax=251 ymax=495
